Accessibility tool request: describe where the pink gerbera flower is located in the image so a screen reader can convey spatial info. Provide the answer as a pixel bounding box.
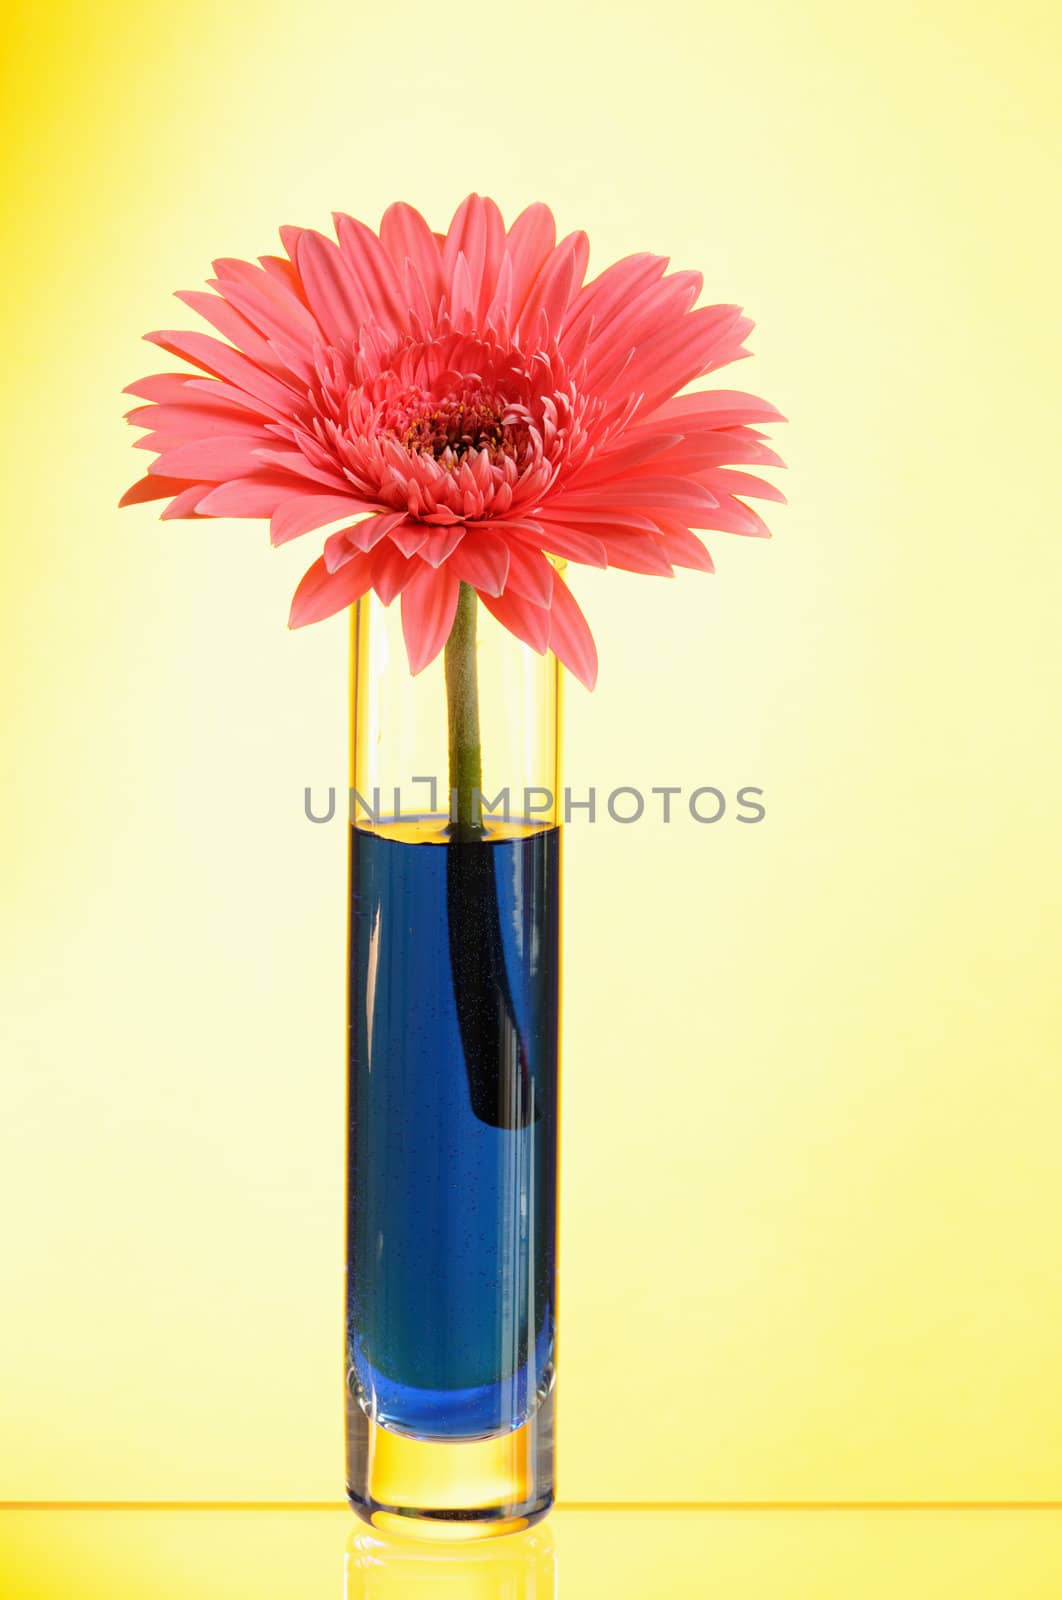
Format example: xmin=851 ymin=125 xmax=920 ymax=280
xmin=122 ymin=194 xmax=784 ymax=687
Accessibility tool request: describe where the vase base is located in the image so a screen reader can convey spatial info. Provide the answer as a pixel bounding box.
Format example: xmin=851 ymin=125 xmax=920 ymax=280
xmin=348 ymin=1501 xmax=551 ymax=1543
xmin=346 ymin=1390 xmax=554 ymax=1542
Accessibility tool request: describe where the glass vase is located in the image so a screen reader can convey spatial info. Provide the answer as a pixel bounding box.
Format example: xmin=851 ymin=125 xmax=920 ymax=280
xmin=345 ymin=588 xmax=561 ymax=1539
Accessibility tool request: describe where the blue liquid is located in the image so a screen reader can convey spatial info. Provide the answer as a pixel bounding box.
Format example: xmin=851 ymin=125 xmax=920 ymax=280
xmin=346 ymin=822 xmax=560 ymax=1441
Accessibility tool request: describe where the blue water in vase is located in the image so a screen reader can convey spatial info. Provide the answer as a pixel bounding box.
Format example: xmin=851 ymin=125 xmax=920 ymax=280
xmin=346 ymin=820 xmax=560 ymax=1441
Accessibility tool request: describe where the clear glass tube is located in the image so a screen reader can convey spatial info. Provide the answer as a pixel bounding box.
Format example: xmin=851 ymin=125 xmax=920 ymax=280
xmin=345 ymin=591 xmax=561 ymax=1539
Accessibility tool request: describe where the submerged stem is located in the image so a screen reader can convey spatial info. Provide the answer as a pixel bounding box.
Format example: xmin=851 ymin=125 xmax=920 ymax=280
xmin=444 ymin=582 xmax=484 ymax=837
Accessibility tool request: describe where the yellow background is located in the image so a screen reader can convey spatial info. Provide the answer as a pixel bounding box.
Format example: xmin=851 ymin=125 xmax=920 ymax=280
xmin=2 ymin=0 xmax=1061 ymax=1509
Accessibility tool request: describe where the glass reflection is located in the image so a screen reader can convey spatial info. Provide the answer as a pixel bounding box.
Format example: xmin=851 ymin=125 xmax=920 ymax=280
xmin=345 ymin=1524 xmax=556 ymax=1600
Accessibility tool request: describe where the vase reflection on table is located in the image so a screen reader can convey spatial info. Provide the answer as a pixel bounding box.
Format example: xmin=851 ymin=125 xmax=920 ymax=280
xmin=346 ymin=1526 xmax=557 ymax=1598
xmin=345 ymin=592 xmax=561 ymax=1537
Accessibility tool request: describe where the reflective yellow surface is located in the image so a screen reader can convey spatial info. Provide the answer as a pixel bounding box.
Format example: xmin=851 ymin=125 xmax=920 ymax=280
xmin=3 ymin=0 xmax=1062 ymax=1507
xmin=2 ymin=1510 xmax=1062 ymax=1599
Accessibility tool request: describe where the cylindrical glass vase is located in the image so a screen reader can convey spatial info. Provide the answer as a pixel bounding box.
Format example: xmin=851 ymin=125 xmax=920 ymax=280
xmin=345 ymin=589 xmax=561 ymax=1539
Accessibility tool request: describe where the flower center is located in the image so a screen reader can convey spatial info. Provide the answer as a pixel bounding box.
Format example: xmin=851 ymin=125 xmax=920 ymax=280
xmin=388 ymin=383 xmax=526 ymax=467
xmin=305 ymin=329 xmax=589 ymax=521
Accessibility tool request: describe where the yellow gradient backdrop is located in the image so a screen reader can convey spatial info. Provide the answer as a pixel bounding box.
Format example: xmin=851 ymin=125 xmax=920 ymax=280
xmin=2 ymin=0 xmax=1061 ymax=1504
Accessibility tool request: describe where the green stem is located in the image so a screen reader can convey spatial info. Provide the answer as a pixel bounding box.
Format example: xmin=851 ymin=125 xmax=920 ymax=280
xmin=444 ymin=582 xmax=484 ymax=837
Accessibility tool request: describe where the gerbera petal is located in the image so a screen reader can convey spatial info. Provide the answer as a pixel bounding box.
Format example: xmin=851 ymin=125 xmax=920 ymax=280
xmin=567 ymin=433 xmax=684 ymax=487
xmin=347 ymin=511 xmax=409 ymax=553
xmin=323 ymin=527 xmax=358 ymax=572
xmin=126 ymin=402 xmax=267 ymax=439
xmin=259 ymin=252 xmax=311 ymax=306
xmin=293 ymin=230 xmax=365 ymax=346
xmin=119 ymin=473 xmax=195 ymax=508
xmin=499 ymin=540 xmax=554 ymax=607
xmin=517 ymin=230 xmax=589 ymax=339
xmin=399 ymin=255 xmax=436 ymax=327
xmin=447 ymin=531 xmax=510 ymax=597
xmin=251 ymin=447 xmax=350 ymax=491
xmin=372 ymin=540 xmax=420 ymax=605
xmin=537 ymin=505 xmax=661 ymax=534
xmin=480 ymin=584 xmax=551 ymax=653
xmin=553 ymin=478 xmax=719 ymax=516
xmin=474 ymin=200 xmax=506 ymax=323
xmin=211 ymin=256 xmax=321 ymax=341
xmin=131 ymin=430 xmax=190 ymax=454
xmin=657 ymin=526 xmax=715 ymax=571
xmin=124 ymin=372 xmax=224 ymax=405
xmin=547 ymin=571 xmax=598 ymax=689
xmin=700 ymin=497 xmax=773 ymax=538
xmin=205 ymin=269 xmax=320 ymax=379
xmin=197 ymin=475 xmax=307 ymax=518
xmin=580 ymin=270 xmax=702 ymax=394
xmin=442 ymin=194 xmax=505 ymax=326
xmin=270 ymin=492 xmax=384 ymax=546
xmin=334 ymin=211 xmax=408 ymax=336
xmin=388 ymin=521 xmax=429 ymax=558
xmin=516 ymin=522 xmax=608 ymax=568
xmin=326 ymin=522 xmax=406 ymax=571
xmin=144 ymin=330 xmax=296 ymax=415
xmin=418 ymin=527 xmax=465 ymax=568
xmin=182 ymin=377 xmax=283 ymax=421
xmin=623 ymin=434 xmax=749 ymax=475
xmin=620 ymin=305 xmax=753 ymax=420
xmin=400 ymin=562 xmax=460 ymax=675
xmin=648 ymin=390 xmax=787 ymax=430
xmin=278 ymin=224 xmax=306 ymax=266
xmin=288 ymin=552 xmax=374 ymax=628
xmin=708 ymin=469 xmax=787 ymax=504
xmin=484 ymin=250 xmax=514 ymax=328
xmin=449 ymin=251 xmax=477 ymax=326
xmin=150 ymin=434 xmax=275 ymax=481
xmin=160 ymin=484 xmax=212 ymax=520
xmin=686 ymin=433 xmax=786 ymax=471
xmin=173 ymin=289 xmax=285 ymax=373
xmin=504 ymin=202 xmax=558 ymax=325
xmin=596 ymin=531 xmax=674 ymax=576
xmin=561 ymin=253 xmax=667 ymax=351
xmin=442 ymin=196 xmax=484 ymax=306
xmin=379 ymin=202 xmax=445 ymax=307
